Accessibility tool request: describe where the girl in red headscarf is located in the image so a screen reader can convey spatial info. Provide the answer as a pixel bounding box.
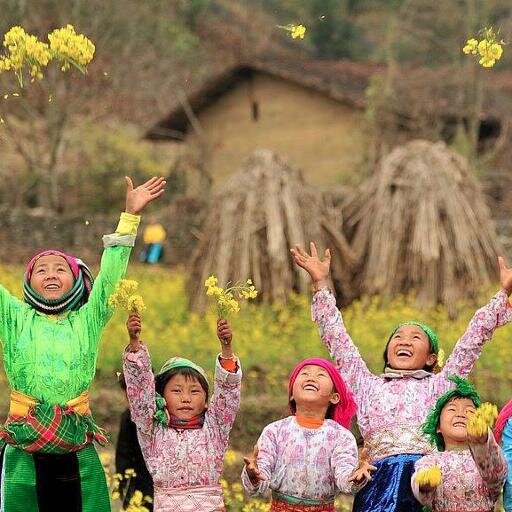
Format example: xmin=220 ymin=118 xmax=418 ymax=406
xmin=242 ymin=358 xmax=371 ymax=512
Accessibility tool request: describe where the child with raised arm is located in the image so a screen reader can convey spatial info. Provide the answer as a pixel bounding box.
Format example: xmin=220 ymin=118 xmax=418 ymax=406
xmin=411 ymin=376 xmax=506 ymax=511
xmin=123 ymin=314 xmax=242 ymax=512
xmin=291 ymin=242 xmax=512 ymax=512
xmin=0 ymin=176 xmax=165 ymax=512
xmin=242 ymin=357 xmax=372 ymax=512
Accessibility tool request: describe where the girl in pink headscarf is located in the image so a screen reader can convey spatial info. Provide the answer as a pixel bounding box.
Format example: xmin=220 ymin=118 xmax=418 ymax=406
xmin=241 ymin=358 xmax=371 ymax=512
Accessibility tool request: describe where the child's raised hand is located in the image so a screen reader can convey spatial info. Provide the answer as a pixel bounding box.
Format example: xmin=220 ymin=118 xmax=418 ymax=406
xmin=125 ymin=176 xmax=166 ymax=215
xmin=217 ymin=319 xmax=232 ymax=345
xmin=498 ymin=256 xmax=512 ymax=296
xmin=291 ymin=242 xmax=331 ymax=289
xmin=126 ymin=313 xmax=142 ymax=351
xmin=348 ymin=447 xmax=377 ymax=484
xmin=243 ymin=445 xmax=264 ymax=485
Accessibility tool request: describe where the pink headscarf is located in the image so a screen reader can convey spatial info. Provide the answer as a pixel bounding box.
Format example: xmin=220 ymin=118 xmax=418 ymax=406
xmin=288 ymin=357 xmax=357 ymax=429
xmin=494 ymin=399 xmax=512 ymax=444
xmin=25 ymin=249 xmax=81 ymax=281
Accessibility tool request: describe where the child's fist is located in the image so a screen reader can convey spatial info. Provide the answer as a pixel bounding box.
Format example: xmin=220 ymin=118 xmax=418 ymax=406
xmin=127 ymin=313 xmax=141 ymax=341
xmin=243 ymin=445 xmax=263 ymax=486
xmin=217 ymin=319 xmax=232 ymax=345
xmin=415 ymin=466 xmax=442 ymax=494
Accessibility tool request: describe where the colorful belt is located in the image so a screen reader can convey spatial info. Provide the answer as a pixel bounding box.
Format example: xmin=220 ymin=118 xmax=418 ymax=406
xmin=270 ymin=492 xmax=335 ymax=512
xmin=9 ymin=389 xmax=91 ymax=417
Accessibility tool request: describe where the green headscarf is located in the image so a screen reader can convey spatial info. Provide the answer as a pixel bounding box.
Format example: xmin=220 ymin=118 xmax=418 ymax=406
xmin=157 ymin=356 xmax=209 ymax=382
xmin=389 ymin=321 xmax=439 ymax=354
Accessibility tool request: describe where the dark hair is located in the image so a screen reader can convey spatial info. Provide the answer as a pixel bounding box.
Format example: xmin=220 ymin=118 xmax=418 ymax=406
xmin=118 ymin=372 xmax=127 ymax=391
xmin=155 ymin=366 xmax=209 ymax=400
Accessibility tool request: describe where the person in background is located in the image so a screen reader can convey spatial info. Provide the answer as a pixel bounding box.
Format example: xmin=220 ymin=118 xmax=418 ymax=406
xmin=140 ymin=215 xmax=166 ymax=264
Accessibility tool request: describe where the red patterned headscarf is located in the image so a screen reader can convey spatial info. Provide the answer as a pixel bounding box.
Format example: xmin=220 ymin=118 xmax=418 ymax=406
xmin=288 ymin=358 xmax=356 ymax=429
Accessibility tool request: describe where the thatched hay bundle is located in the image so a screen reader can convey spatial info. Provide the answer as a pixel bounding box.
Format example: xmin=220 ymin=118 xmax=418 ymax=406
xmin=343 ymin=140 xmax=501 ymax=312
xmin=188 ymin=149 xmax=356 ymax=312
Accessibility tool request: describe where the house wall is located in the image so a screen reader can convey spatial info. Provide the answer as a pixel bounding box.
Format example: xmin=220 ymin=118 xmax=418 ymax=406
xmin=187 ymin=72 xmax=368 ymax=187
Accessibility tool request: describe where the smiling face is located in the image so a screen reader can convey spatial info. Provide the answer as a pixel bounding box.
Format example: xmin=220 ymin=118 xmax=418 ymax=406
xmin=386 ymin=324 xmax=437 ymax=371
xmin=163 ymin=373 xmax=207 ymax=421
xmin=291 ymin=364 xmax=340 ymax=412
xmin=438 ymin=397 xmax=476 ymax=449
xmin=29 ymin=254 xmax=75 ymax=300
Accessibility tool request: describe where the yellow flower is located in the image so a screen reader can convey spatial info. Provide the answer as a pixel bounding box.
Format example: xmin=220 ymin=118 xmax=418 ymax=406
xmin=48 ymin=24 xmax=95 ymax=73
xmin=462 ymin=38 xmax=478 ymax=54
xmin=204 ymin=274 xmax=258 ymax=317
xmin=205 ymin=275 xmax=218 ymax=288
xmin=109 ymin=280 xmax=146 ymax=313
xmin=467 ymin=402 xmax=498 ymax=437
xmin=290 ymin=24 xmax=306 ymax=39
xmin=224 ymin=449 xmax=238 ymax=467
xmin=463 ymin=27 xmax=504 ymax=68
xmin=127 ymin=295 xmax=146 ymax=314
xmin=415 ymin=466 xmax=442 ymax=488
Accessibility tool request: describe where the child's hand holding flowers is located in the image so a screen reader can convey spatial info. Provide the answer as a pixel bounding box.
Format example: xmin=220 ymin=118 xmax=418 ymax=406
xmin=415 ymin=466 xmax=442 ymax=494
xmin=467 ymin=402 xmax=498 ymax=444
xmin=126 ymin=313 xmax=142 ymax=352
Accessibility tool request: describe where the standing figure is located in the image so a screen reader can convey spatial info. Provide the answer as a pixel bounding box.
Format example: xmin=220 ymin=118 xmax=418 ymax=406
xmin=291 ymin=242 xmax=512 ymax=512
xmin=242 ymin=357 xmax=372 ymax=511
xmin=0 ymin=176 xmax=165 ymax=512
xmin=411 ymin=376 xmax=506 ymax=511
xmin=123 ymin=313 xmax=242 ymax=511
xmin=140 ymin=215 xmax=166 ymax=264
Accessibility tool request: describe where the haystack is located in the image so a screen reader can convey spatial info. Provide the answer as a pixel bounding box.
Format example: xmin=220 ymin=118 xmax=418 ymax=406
xmin=343 ymin=140 xmax=501 ymax=312
xmin=188 ymin=149 xmax=356 ymax=312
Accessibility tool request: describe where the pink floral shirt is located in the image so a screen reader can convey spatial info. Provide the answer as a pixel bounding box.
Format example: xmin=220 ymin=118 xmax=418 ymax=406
xmin=312 ymin=288 xmax=512 ymax=461
xmin=241 ymin=416 xmax=362 ymax=502
xmin=123 ymin=345 xmax=242 ymax=512
xmin=411 ymin=432 xmax=507 ymax=511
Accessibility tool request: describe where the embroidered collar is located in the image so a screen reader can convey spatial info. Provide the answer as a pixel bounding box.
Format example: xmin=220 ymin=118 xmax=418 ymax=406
xmin=381 ymin=367 xmax=433 ymax=379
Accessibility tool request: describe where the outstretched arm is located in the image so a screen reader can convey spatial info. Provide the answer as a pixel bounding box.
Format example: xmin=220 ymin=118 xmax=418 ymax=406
xmin=0 ymin=281 xmax=26 ymax=351
xmin=241 ymin=429 xmax=275 ymax=497
xmin=411 ymin=457 xmax=440 ymax=508
xmin=439 ymin=257 xmax=512 ymax=382
xmin=470 ymin=429 xmax=508 ymax=501
xmin=82 ymin=176 xmax=166 ymax=339
xmin=123 ymin=314 xmax=156 ymax=443
xmin=207 ymin=318 xmax=242 ymax=442
xmin=292 ymin=242 xmax=375 ymax=398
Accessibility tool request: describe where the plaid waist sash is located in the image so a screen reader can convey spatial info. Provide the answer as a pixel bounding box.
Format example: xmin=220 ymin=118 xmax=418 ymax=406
xmin=0 ymin=389 xmax=108 ymax=454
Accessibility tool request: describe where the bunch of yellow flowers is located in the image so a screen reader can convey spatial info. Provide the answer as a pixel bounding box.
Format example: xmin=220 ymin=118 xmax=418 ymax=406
xmin=415 ymin=466 xmax=442 ymax=488
xmin=0 ymin=24 xmax=94 ymax=86
xmin=467 ymin=402 xmax=498 ymax=437
xmin=204 ymin=275 xmax=258 ymax=318
xmin=109 ymin=279 xmax=146 ymax=314
xmin=463 ymin=27 xmax=504 ymax=68
xmin=277 ymin=24 xmax=306 ymax=40
xmin=0 ymin=26 xmax=51 ymax=84
xmin=48 ymin=24 xmax=95 ymax=72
